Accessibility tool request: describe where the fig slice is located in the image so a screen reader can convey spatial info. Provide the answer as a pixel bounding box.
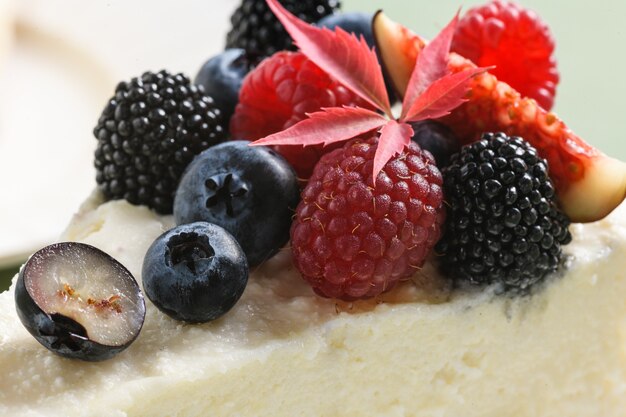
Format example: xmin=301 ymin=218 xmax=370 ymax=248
xmin=372 ymin=11 xmax=626 ymax=222
xmin=15 ymin=242 xmax=145 ymax=361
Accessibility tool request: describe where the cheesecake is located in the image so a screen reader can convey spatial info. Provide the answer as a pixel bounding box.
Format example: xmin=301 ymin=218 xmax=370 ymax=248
xmin=1 ymin=191 xmax=626 ymax=416
xmin=4 ymin=1 xmax=626 ymax=416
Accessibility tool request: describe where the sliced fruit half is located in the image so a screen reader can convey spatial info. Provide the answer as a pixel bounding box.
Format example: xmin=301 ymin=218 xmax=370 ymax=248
xmin=15 ymin=242 xmax=145 ymax=361
xmin=373 ymin=11 xmax=626 ymax=222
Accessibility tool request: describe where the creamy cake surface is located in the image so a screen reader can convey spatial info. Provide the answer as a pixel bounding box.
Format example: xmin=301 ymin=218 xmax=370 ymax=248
xmin=1 ymin=193 xmax=626 ymax=416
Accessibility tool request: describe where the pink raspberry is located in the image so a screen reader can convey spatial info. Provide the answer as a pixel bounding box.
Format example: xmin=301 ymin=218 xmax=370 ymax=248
xmin=290 ymin=136 xmax=446 ymax=300
xmin=451 ymin=0 xmax=559 ymax=110
xmin=230 ymin=51 xmax=373 ymax=179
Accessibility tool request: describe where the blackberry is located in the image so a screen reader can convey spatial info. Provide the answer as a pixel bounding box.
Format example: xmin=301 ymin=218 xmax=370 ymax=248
xmin=225 ymin=0 xmax=341 ymax=57
xmin=436 ymin=132 xmax=572 ymax=291
xmin=94 ymin=70 xmax=227 ymax=214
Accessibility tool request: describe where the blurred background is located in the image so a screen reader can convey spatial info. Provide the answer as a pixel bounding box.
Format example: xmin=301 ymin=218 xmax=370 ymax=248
xmin=1 ymin=0 xmax=625 ymax=290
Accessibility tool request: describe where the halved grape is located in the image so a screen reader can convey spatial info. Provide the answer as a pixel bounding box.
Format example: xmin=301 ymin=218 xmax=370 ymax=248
xmin=15 ymin=242 xmax=145 ymax=361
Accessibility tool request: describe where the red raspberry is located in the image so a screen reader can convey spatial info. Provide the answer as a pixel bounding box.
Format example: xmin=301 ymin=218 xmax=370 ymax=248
xmin=451 ymin=0 xmax=559 ymax=110
xmin=290 ymin=136 xmax=446 ymax=300
xmin=230 ymin=51 xmax=373 ymax=179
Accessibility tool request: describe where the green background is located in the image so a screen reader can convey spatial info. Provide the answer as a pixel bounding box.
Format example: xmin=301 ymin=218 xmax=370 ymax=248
xmin=342 ymin=0 xmax=626 ymax=161
xmin=1 ymin=268 xmax=15 ymax=291
xmin=2 ymin=0 xmax=624 ymax=290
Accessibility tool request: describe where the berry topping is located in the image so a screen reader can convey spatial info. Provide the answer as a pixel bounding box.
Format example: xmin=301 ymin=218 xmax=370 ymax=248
xmin=410 ymin=120 xmax=460 ymax=167
xmin=143 ymin=223 xmax=248 ymax=323
xmin=195 ymin=49 xmax=261 ymax=132
xmin=173 ymin=141 xmax=300 ymax=266
xmin=290 ymin=137 xmax=445 ymax=300
xmin=436 ymin=132 xmax=571 ymax=291
xmin=247 ymin=1 xmax=487 ymax=300
xmin=373 ymin=13 xmax=626 ymax=222
xmin=94 ymin=70 xmax=227 ymax=214
xmin=451 ymin=0 xmax=559 ymax=110
xmin=15 ymin=242 xmax=145 ymax=361
xmin=230 ymin=51 xmax=373 ymax=178
xmin=225 ymin=0 xmax=341 ymax=57
xmin=247 ymin=3 xmax=485 ymax=182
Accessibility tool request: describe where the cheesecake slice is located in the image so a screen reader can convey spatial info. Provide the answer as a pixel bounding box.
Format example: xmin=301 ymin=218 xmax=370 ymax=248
xmin=1 ymin=192 xmax=626 ymax=416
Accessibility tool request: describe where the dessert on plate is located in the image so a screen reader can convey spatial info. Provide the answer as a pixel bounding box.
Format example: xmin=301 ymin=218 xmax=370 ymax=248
xmin=2 ymin=0 xmax=626 ymax=416
xmin=3 ymin=194 xmax=626 ymax=416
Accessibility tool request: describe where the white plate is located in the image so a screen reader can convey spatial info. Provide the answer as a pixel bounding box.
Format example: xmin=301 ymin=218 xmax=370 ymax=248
xmin=0 ymin=0 xmax=237 ymax=267
xmin=0 ymin=25 xmax=110 ymax=266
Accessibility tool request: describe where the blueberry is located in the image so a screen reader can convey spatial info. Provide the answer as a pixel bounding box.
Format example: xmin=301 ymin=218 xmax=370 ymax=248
xmin=194 ymin=49 xmax=260 ymax=131
xmin=14 ymin=242 xmax=145 ymax=361
xmin=142 ymin=222 xmax=248 ymax=323
xmin=317 ymin=12 xmax=396 ymax=105
xmin=174 ymin=141 xmax=300 ymax=266
xmin=318 ymin=12 xmax=376 ymax=46
xmin=410 ymin=120 xmax=461 ymax=167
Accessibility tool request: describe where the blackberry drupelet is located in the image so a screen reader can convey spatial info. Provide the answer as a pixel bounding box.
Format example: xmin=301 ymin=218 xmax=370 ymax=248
xmin=225 ymin=0 xmax=341 ymax=57
xmin=436 ymin=132 xmax=572 ymax=291
xmin=94 ymin=70 xmax=227 ymax=214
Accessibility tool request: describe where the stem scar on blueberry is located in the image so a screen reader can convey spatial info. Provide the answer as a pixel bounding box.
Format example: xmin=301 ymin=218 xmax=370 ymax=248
xmin=205 ymin=173 xmax=249 ymax=218
xmin=166 ymin=232 xmax=215 ymax=275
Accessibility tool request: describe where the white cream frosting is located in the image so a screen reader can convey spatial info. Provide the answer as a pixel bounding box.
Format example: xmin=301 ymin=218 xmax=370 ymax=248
xmin=1 ymin=192 xmax=626 ymax=416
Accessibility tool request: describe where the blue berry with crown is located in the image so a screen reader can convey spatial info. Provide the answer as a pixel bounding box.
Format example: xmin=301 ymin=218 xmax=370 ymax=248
xmin=174 ymin=141 xmax=300 ymax=266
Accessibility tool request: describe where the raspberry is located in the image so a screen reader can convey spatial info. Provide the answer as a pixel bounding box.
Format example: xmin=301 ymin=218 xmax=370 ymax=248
xmin=436 ymin=133 xmax=571 ymax=291
xmin=451 ymin=0 xmax=559 ymax=110
xmin=230 ymin=51 xmax=373 ymax=178
xmin=290 ymin=136 xmax=446 ymax=300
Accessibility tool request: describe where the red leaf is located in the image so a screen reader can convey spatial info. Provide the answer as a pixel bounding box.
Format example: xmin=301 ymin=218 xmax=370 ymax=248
xmin=266 ymin=0 xmax=391 ymax=117
xmin=401 ymin=12 xmax=459 ymax=119
xmin=249 ymin=107 xmax=388 ymax=148
xmin=401 ymin=67 xmax=489 ymax=122
xmin=372 ymin=120 xmax=414 ymax=181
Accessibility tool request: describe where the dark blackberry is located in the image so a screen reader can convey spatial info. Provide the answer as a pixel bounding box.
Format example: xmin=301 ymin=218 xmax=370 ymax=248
xmin=225 ymin=0 xmax=341 ymax=57
xmin=94 ymin=70 xmax=227 ymax=214
xmin=436 ymin=132 xmax=572 ymax=291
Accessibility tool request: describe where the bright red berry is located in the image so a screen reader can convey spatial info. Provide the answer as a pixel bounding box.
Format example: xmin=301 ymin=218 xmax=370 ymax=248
xmin=290 ymin=136 xmax=445 ymax=300
xmin=451 ymin=0 xmax=559 ymax=110
xmin=230 ymin=51 xmax=373 ymax=178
